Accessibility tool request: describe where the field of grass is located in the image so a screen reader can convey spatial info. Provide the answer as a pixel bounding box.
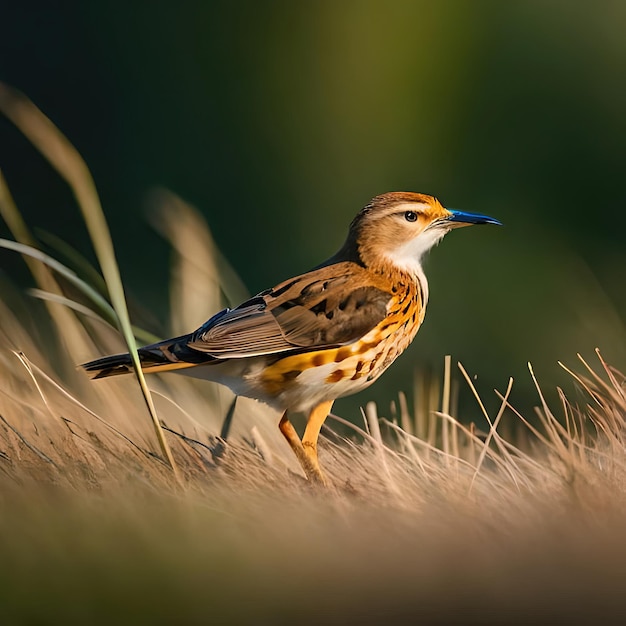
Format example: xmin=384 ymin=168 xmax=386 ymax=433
xmin=1 ymin=84 xmax=626 ymax=624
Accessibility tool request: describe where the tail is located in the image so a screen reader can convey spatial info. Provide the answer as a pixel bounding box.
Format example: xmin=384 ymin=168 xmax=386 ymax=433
xmin=81 ymin=334 xmax=213 ymax=380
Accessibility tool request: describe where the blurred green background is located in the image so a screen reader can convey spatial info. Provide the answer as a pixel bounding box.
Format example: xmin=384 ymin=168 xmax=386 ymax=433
xmin=1 ymin=1 xmax=625 ymax=420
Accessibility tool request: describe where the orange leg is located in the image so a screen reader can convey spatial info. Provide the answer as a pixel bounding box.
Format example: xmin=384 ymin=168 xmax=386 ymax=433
xmin=278 ymin=411 xmax=308 ymax=470
xmin=301 ymin=400 xmax=334 ymax=486
xmin=278 ymin=402 xmax=333 ymax=486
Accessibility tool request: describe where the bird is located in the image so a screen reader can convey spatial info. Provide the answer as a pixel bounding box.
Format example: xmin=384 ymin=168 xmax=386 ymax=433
xmin=82 ymin=192 xmax=501 ymax=485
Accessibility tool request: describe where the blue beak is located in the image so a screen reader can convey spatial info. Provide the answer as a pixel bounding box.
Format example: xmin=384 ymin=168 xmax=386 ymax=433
xmin=448 ymin=210 xmax=502 ymax=226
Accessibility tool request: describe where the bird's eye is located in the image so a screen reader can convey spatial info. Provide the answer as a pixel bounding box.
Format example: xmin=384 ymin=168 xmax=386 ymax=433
xmin=404 ymin=211 xmax=418 ymax=222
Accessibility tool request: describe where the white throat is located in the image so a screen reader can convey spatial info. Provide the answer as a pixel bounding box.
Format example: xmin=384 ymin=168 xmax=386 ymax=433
xmin=382 ymin=226 xmax=449 ymax=302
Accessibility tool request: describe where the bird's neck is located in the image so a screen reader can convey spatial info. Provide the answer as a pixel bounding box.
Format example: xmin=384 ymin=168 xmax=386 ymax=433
xmin=366 ymin=255 xmax=430 ymax=307
xmin=322 ymin=236 xmax=430 ymax=306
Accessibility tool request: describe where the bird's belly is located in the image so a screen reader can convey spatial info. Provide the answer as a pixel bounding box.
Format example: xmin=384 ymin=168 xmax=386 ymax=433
xmin=254 ymin=322 xmax=420 ymax=412
xmin=173 ymin=357 xmax=281 ymax=405
xmin=174 ymin=314 xmax=421 ymax=413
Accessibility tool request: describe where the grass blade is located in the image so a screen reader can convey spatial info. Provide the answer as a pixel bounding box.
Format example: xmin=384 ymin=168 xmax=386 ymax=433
xmin=0 ymin=82 xmax=178 ymax=478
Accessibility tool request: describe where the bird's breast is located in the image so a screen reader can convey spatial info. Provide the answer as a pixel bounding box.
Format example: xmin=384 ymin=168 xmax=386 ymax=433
xmin=254 ymin=280 xmax=425 ymax=411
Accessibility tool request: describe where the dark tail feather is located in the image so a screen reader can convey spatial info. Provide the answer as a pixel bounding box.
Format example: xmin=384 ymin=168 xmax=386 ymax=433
xmin=81 ymin=334 xmax=208 ymax=380
xmin=81 ymin=352 xmax=136 ymax=379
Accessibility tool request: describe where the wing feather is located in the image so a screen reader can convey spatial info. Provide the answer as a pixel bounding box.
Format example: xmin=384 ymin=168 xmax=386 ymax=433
xmin=187 ymin=262 xmax=391 ymax=358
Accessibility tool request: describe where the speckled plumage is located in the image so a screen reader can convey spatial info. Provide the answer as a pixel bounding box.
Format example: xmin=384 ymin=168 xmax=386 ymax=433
xmin=82 ymin=192 xmax=501 ymax=484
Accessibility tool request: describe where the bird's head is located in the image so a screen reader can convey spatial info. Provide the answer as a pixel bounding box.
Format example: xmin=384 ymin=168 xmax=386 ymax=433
xmin=345 ymin=192 xmax=501 ymax=275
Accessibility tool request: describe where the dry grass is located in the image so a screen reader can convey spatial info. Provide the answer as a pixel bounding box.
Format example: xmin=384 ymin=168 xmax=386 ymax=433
xmin=1 ymin=315 xmax=625 ymax=626
xmin=1 ymin=84 xmax=626 ymax=624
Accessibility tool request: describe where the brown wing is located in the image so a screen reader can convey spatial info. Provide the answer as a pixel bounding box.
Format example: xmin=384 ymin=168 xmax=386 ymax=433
xmin=187 ymin=262 xmax=391 ymax=358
